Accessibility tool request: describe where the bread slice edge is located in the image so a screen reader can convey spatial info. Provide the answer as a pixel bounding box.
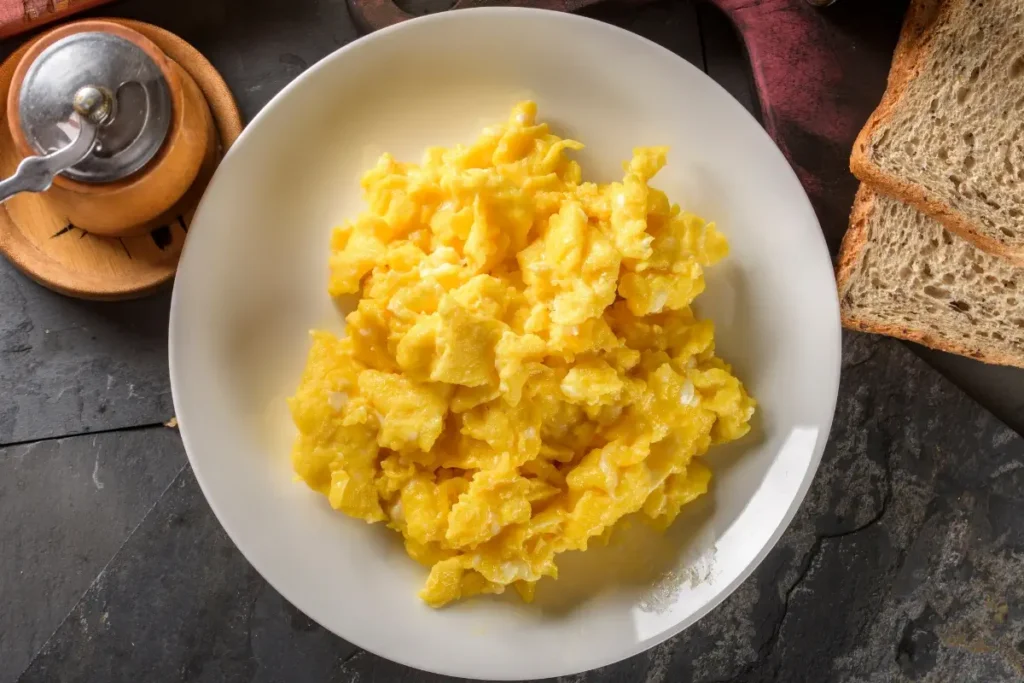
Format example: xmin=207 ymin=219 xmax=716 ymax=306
xmin=837 ymin=185 xmax=1024 ymax=369
xmin=849 ymin=0 xmax=1024 ymax=267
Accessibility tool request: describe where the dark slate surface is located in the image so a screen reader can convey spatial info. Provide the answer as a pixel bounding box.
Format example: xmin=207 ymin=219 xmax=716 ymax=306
xmin=0 ymin=263 xmax=175 ymax=444
xmin=15 ymin=334 xmax=1024 ymax=683
xmin=4 ymin=1 xmax=1024 ymax=682
xmin=912 ymin=347 xmax=1024 ymax=444
xmin=0 ymin=427 xmax=186 ymax=683
xmin=18 ymin=469 xmax=360 ymax=683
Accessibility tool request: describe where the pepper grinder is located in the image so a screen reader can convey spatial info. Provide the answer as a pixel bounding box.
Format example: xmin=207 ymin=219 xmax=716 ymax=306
xmin=0 ymin=19 xmax=242 ymax=299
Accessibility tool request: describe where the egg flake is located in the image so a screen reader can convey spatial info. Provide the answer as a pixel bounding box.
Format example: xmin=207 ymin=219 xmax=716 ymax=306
xmin=289 ymin=101 xmax=756 ymax=608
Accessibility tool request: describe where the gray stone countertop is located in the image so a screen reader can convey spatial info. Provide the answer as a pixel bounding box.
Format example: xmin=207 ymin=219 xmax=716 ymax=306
xmin=2 ymin=1 xmax=1023 ymax=682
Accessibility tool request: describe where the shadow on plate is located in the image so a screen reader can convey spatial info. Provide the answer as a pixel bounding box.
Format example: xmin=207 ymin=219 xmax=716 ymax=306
xmin=529 ymin=494 xmax=716 ymax=616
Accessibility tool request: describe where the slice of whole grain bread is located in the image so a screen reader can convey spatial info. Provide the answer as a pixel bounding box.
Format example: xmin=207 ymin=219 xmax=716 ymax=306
xmin=837 ymin=185 xmax=1024 ymax=368
xmin=850 ymin=0 xmax=1024 ymax=265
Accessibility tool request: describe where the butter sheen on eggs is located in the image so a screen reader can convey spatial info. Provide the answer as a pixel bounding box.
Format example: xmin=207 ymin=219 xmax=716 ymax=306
xmin=289 ymin=102 xmax=755 ymax=608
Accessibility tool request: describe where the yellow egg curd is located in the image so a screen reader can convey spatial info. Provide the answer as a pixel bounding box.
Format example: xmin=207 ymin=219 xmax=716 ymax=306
xmin=288 ymin=101 xmax=755 ymax=607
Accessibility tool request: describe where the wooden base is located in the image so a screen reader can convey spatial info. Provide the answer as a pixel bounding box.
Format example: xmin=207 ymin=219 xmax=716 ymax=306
xmin=0 ymin=19 xmax=243 ymax=300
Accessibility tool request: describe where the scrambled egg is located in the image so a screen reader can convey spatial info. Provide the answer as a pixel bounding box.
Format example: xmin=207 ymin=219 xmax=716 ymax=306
xmin=289 ymin=102 xmax=755 ymax=608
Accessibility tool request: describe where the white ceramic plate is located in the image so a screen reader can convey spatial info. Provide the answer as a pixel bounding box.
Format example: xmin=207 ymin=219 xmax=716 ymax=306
xmin=170 ymin=8 xmax=841 ymax=680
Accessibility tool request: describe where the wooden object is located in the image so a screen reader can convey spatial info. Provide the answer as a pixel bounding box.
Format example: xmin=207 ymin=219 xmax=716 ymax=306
xmin=0 ymin=19 xmax=243 ymax=300
xmin=345 ymin=0 xmax=908 ymax=252
xmin=0 ymin=0 xmax=115 ymax=39
xmin=7 ymin=20 xmax=216 ymax=237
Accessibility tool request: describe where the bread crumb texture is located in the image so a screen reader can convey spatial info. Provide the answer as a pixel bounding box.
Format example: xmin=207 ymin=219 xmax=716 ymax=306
xmin=864 ymin=0 xmax=1024 ymax=253
xmin=841 ymin=188 xmax=1024 ymax=367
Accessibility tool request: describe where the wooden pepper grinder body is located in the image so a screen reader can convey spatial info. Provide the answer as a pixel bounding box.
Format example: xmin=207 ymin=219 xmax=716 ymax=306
xmin=5 ymin=20 xmax=214 ymax=238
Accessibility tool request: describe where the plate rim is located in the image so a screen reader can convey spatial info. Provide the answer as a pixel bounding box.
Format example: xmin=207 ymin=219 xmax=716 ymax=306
xmin=169 ymin=7 xmax=843 ymax=680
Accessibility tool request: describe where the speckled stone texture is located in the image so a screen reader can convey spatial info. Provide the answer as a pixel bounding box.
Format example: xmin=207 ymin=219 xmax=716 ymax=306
xmin=0 ymin=262 xmax=176 ymax=443
xmin=0 ymin=427 xmax=186 ymax=683
xmin=12 ymin=333 xmax=1024 ymax=683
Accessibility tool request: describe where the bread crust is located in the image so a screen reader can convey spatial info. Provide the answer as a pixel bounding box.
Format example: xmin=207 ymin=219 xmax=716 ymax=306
xmin=835 ymin=185 xmax=874 ymax=301
xmin=836 ymin=184 xmax=1024 ymax=369
xmin=841 ymin=314 xmax=1024 ymax=369
xmin=849 ymin=0 xmax=1024 ymax=266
